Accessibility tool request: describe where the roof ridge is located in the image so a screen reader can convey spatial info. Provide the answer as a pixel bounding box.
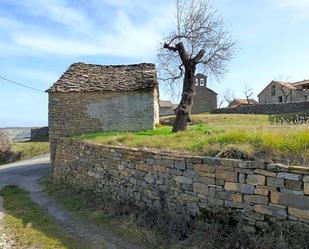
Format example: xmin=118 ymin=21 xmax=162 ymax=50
xmin=46 ymin=62 xmax=158 ymax=93
xmin=71 ymin=62 xmax=156 ymax=68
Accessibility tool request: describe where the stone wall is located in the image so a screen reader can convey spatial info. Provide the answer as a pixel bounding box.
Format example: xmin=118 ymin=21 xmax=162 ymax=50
xmin=31 ymin=127 xmax=49 ymax=141
xmin=49 ymin=89 xmax=159 ymax=171
xmin=53 ymin=138 xmax=309 ymax=230
xmin=160 ymin=107 xmax=175 ymax=116
xmin=212 ymin=101 xmax=309 ymax=115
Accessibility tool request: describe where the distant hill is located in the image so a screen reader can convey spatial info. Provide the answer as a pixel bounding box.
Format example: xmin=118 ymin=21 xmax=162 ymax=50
xmin=0 ymin=127 xmax=33 ymax=142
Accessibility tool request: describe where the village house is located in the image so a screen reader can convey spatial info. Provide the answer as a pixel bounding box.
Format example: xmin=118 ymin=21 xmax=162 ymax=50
xmin=258 ymin=80 xmax=309 ymax=104
xmin=191 ymin=73 xmax=217 ymax=114
xmin=47 ymin=62 xmax=159 ymax=167
xmin=228 ymin=98 xmax=258 ymax=108
xmin=159 ymin=100 xmax=177 ymax=116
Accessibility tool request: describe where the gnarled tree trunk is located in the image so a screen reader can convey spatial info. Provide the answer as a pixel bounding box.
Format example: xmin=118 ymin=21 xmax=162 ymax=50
xmin=172 ymin=64 xmax=196 ymax=132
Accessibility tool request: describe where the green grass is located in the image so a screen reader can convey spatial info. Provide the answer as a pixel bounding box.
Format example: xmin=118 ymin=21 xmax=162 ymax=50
xmin=77 ymin=114 xmax=309 ymax=164
xmin=0 ymin=186 xmax=89 ymax=249
xmin=12 ymin=141 xmax=49 ymax=160
xmin=45 ymin=182 xmax=169 ymax=249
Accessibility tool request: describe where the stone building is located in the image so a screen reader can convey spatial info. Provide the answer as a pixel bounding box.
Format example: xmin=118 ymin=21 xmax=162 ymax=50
xmin=47 ymin=62 xmax=159 ymax=169
xmin=191 ymin=74 xmax=217 ymax=114
xmin=159 ymin=100 xmax=176 ymax=116
xmin=258 ymin=80 xmax=309 ymax=104
xmin=228 ymin=99 xmax=258 ymax=108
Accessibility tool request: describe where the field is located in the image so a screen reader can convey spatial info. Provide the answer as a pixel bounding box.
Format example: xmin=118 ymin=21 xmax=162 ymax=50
xmin=77 ymin=114 xmax=309 ymax=165
xmin=12 ymin=141 xmax=49 ymax=160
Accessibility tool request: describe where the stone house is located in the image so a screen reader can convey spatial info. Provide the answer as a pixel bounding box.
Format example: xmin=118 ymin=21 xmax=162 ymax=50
xmin=47 ymin=62 xmax=159 ymax=168
xmin=228 ymin=99 xmax=258 ymax=108
xmin=191 ymin=74 xmax=217 ymax=114
xmin=159 ymin=100 xmax=177 ymax=116
xmin=258 ymin=80 xmax=309 ymax=104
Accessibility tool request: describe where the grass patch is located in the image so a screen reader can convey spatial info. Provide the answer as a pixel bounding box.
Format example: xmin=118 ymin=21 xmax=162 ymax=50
xmin=45 ymin=181 xmax=170 ymax=249
xmin=76 ymin=114 xmax=309 ymax=164
xmin=12 ymin=141 xmax=49 ymax=160
xmin=0 ymin=185 xmax=89 ymax=249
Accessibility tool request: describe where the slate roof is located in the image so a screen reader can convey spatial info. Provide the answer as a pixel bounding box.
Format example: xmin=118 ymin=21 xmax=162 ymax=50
xmin=47 ymin=62 xmax=158 ymax=93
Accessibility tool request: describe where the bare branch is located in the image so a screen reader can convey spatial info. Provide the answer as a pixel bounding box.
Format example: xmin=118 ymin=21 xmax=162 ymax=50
xmin=223 ymin=88 xmax=235 ymax=105
xmin=243 ymin=85 xmax=254 ymax=103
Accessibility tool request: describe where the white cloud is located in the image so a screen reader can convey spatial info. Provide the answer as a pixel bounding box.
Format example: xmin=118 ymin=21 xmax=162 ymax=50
xmin=15 ymin=0 xmax=92 ymax=32
xmin=2 ymin=2 xmax=174 ymax=59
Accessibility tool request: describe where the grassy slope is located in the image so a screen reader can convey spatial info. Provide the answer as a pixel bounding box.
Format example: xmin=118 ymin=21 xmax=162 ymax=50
xmin=0 ymin=186 xmax=89 ymax=249
xmin=77 ymin=114 xmax=309 ymax=163
xmin=12 ymin=141 xmax=49 ymax=160
xmin=45 ymin=182 xmax=170 ymax=249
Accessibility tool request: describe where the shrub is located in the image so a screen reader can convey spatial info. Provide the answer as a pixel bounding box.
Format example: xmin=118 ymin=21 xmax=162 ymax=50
xmin=269 ymin=111 xmax=309 ymax=125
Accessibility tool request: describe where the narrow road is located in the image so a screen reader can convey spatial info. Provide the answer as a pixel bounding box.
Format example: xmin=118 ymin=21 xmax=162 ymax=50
xmin=0 ymin=156 xmax=143 ymax=249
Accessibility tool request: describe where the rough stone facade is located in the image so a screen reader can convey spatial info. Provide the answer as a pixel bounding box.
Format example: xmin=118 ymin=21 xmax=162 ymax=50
xmin=258 ymin=80 xmax=309 ymax=104
xmin=49 ymin=90 xmax=158 ymax=168
xmin=212 ymin=101 xmax=309 ymax=115
xmin=47 ymin=62 xmax=159 ymax=172
xmin=53 ymin=138 xmax=309 ymax=230
xmin=191 ymin=74 xmax=217 ymax=114
xmin=31 ymin=127 xmax=49 ymax=141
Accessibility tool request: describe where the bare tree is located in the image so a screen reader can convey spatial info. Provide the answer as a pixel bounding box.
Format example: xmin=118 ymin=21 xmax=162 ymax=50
xmin=223 ymin=88 xmax=235 ymax=106
xmin=217 ymin=97 xmax=224 ymax=108
xmin=158 ymin=0 xmax=235 ymax=132
xmin=275 ymin=74 xmax=293 ymax=103
xmin=279 ymin=86 xmax=292 ymax=103
xmin=243 ymin=85 xmax=254 ymax=104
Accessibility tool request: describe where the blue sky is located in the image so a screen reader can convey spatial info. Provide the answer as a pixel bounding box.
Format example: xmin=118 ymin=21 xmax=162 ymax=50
xmin=0 ymin=0 xmax=309 ymax=127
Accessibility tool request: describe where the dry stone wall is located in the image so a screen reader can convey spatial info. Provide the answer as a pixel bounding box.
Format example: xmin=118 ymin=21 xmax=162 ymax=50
xmin=31 ymin=127 xmax=49 ymax=141
xmin=212 ymin=101 xmax=309 ymax=114
xmin=53 ymin=138 xmax=309 ymax=230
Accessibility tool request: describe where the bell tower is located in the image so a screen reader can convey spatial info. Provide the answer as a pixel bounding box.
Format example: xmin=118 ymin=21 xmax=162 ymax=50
xmin=192 ymin=73 xmax=217 ymax=114
xmin=195 ymin=73 xmax=208 ymax=88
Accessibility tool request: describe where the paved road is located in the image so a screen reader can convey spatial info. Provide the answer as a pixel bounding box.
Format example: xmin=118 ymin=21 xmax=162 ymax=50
xmin=0 ymin=155 xmax=142 ymax=249
xmin=0 ymin=155 xmax=50 ymax=191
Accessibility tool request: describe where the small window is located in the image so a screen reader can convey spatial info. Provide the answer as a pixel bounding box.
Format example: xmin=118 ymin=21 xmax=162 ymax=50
xmin=200 ymin=78 xmax=205 ymax=86
xmin=195 ymin=78 xmax=198 ymax=86
xmin=278 ymin=96 xmax=283 ymax=102
xmin=305 ymin=95 xmax=308 ymax=100
xmin=271 ymin=86 xmax=276 ymax=96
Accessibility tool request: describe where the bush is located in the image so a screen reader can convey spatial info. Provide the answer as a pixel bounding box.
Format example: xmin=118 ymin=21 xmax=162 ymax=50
xmin=269 ymin=111 xmax=309 ymax=125
xmin=0 ymin=132 xmax=20 ymax=164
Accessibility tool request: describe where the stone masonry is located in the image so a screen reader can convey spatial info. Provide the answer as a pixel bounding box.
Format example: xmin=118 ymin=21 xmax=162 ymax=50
xmin=212 ymin=100 xmax=309 ymax=115
xmin=53 ymin=138 xmax=309 ymax=230
xmin=47 ymin=62 xmax=159 ymax=172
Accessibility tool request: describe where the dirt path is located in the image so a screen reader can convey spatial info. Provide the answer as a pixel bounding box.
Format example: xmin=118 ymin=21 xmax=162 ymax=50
xmin=0 ymin=157 xmax=144 ymax=249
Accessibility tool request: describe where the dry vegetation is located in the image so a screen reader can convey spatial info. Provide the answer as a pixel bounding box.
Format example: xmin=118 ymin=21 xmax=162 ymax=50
xmin=0 ymin=132 xmax=20 ymax=164
xmin=77 ymin=114 xmax=309 ymax=165
xmin=46 ymin=181 xmax=309 ymax=249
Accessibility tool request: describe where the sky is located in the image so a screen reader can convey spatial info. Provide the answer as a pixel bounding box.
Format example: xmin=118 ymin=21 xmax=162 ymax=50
xmin=0 ymin=0 xmax=309 ymax=127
